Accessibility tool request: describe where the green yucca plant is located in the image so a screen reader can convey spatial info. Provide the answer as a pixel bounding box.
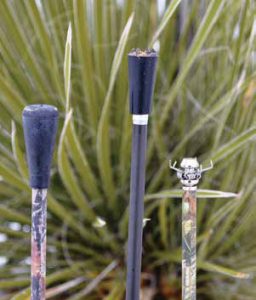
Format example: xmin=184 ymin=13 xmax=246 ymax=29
xmin=0 ymin=0 xmax=255 ymax=299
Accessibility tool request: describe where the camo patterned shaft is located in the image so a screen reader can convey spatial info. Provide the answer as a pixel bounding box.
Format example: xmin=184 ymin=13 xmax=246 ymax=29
xmin=31 ymin=189 xmax=47 ymax=300
xmin=182 ymin=189 xmax=197 ymax=300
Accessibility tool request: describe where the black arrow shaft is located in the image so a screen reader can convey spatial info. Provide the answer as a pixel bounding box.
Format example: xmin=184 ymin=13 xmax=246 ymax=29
xmin=126 ymin=124 xmax=148 ymax=300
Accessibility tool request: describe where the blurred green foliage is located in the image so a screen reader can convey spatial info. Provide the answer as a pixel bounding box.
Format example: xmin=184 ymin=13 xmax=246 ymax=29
xmin=0 ymin=0 xmax=255 ymax=299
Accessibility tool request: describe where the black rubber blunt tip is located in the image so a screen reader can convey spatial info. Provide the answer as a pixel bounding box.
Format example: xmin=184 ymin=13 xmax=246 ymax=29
xmin=23 ymin=104 xmax=59 ymax=189
xmin=128 ymin=48 xmax=158 ymax=115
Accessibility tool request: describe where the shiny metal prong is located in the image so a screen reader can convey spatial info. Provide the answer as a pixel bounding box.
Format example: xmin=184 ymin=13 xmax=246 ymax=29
xmin=169 ymin=160 xmax=182 ymax=172
xmin=200 ymin=160 xmax=213 ymax=173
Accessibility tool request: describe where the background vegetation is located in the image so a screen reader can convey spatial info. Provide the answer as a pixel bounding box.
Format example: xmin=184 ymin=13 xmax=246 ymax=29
xmin=0 ymin=0 xmax=255 ymax=299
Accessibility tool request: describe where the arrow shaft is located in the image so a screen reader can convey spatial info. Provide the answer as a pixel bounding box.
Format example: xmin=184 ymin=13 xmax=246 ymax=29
xmin=182 ymin=188 xmax=197 ymax=300
xmin=126 ymin=124 xmax=148 ymax=300
xmin=31 ymin=189 xmax=47 ymax=300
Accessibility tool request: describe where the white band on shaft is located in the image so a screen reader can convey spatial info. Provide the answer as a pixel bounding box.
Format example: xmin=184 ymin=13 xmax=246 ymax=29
xmin=183 ymin=186 xmax=197 ymax=191
xmin=132 ymin=114 xmax=149 ymax=125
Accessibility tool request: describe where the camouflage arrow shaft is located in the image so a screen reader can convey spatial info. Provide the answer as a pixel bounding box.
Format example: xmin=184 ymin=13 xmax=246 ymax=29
xmin=182 ymin=188 xmax=197 ymax=300
xmin=31 ymin=189 xmax=47 ymax=300
xmin=169 ymin=158 xmax=213 ymax=300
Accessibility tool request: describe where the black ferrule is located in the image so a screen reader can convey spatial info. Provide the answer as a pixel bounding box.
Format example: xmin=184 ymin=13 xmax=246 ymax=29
xmin=128 ymin=49 xmax=158 ymax=115
xmin=23 ymin=104 xmax=59 ymax=189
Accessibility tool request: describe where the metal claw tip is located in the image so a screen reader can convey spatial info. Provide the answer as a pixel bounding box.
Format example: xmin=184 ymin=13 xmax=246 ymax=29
xmin=169 ymin=160 xmax=176 ymax=168
xmin=200 ymin=160 xmax=214 ymax=173
xmin=169 ymin=160 xmax=182 ymax=172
